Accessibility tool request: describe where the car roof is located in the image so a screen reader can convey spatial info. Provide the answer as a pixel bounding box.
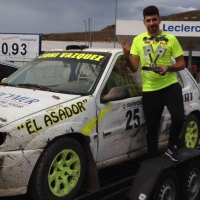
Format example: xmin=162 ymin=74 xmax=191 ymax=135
xmin=82 ymin=48 xmax=123 ymax=53
xmin=0 ymin=60 xmax=22 ymax=69
xmin=49 ymin=46 xmax=123 ymax=54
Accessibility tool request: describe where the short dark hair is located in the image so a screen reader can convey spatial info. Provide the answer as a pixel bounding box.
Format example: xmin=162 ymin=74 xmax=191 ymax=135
xmin=143 ymin=5 xmax=160 ymax=18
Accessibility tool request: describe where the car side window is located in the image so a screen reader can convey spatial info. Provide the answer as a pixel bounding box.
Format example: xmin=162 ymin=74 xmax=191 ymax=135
xmin=104 ymin=55 xmax=142 ymax=98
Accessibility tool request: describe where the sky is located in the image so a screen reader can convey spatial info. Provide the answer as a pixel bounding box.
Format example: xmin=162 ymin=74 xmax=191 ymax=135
xmin=0 ymin=0 xmax=199 ymax=34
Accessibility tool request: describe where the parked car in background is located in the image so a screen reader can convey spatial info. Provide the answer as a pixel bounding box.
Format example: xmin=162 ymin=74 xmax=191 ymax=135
xmin=0 ymin=60 xmax=21 ymax=81
xmin=0 ymin=46 xmax=200 ymax=200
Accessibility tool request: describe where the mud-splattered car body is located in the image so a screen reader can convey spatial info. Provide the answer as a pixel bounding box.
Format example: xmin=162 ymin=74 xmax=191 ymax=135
xmin=0 ymin=47 xmax=200 ymax=198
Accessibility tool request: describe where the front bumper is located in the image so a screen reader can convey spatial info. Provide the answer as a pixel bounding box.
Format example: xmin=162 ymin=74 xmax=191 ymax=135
xmin=0 ymin=149 xmax=42 ymax=196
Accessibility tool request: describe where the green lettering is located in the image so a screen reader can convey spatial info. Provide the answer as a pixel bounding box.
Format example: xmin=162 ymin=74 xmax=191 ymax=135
xmin=65 ymin=53 xmax=73 ymax=58
xmin=94 ymin=55 xmax=104 ymax=61
xmin=71 ymin=53 xmax=80 ymax=58
xmin=89 ymin=54 xmax=98 ymax=60
xmin=76 ymin=53 xmax=85 ymax=60
xmin=83 ymin=54 xmax=92 ymax=59
xmin=60 ymin=53 xmax=68 ymax=58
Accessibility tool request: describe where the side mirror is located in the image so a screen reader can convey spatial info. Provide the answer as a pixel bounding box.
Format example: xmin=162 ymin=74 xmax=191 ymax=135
xmin=101 ymin=87 xmax=130 ymax=103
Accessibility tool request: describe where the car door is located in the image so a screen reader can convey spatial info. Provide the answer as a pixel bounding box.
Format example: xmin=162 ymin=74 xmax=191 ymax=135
xmin=96 ymin=54 xmax=146 ymax=162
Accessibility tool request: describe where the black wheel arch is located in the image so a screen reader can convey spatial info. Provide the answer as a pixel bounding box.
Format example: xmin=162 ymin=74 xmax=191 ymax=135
xmin=67 ymin=133 xmax=100 ymax=192
xmin=190 ymin=110 xmax=200 ymax=122
xmin=27 ymin=133 xmax=99 ymax=198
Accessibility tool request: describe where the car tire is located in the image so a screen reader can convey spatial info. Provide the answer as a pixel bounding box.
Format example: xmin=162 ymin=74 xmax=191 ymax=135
xmin=180 ymin=114 xmax=200 ymax=148
xmin=178 ymin=160 xmax=200 ymax=200
xmin=151 ymin=170 xmax=179 ymax=200
xmin=28 ymin=137 xmax=86 ymax=200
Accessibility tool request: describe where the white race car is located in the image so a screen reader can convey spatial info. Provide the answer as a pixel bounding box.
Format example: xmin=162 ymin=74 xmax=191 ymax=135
xmin=0 ymin=46 xmax=199 ymax=199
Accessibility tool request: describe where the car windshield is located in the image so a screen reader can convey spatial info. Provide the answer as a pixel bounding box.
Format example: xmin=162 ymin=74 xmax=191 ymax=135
xmin=4 ymin=51 xmax=109 ymax=95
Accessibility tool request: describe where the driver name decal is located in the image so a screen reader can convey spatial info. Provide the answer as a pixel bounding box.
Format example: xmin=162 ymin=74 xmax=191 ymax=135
xmin=38 ymin=52 xmax=105 ymax=61
xmin=59 ymin=53 xmax=104 ymax=61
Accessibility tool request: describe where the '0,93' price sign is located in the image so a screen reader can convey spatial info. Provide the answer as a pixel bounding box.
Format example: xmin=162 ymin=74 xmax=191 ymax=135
xmin=0 ymin=33 xmax=41 ymax=62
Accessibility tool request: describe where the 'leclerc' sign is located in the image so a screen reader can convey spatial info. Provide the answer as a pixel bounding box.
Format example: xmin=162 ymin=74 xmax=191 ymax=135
xmin=163 ymin=24 xmax=200 ymax=32
xmin=162 ymin=21 xmax=200 ymax=36
xmin=116 ymin=20 xmax=200 ymax=37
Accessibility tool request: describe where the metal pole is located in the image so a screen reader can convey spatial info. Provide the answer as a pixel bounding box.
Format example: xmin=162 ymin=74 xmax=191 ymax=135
xmin=84 ymin=20 xmax=87 ymax=45
xmin=90 ymin=18 xmax=92 ymax=47
xmin=88 ymin=18 xmax=90 ymax=46
xmin=114 ymin=0 xmax=117 ymax=48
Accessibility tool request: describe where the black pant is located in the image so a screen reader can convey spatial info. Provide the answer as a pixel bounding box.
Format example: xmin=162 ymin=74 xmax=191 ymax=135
xmin=142 ymin=83 xmax=185 ymax=157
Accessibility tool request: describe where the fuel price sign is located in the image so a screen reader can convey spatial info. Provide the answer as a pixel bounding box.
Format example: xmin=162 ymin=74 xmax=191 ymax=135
xmin=0 ymin=33 xmax=41 ymax=62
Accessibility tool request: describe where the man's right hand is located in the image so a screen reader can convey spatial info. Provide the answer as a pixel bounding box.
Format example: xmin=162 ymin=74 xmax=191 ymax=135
xmin=122 ymin=37 xmax=131 ymax=59
xmin=122 ymin=37 xmax=139 ymax=73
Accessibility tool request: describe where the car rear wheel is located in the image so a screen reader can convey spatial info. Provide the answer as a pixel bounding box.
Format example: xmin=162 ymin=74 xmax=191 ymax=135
xmin=151 ymin=170 xmax=179 ymax=200
xmin=179 ymin=160 xmax=200 ymax=200
xmin=180 ymin=114 xmax=200 ymax=148
xmin=28 ymin=137 xmax=86 ymax=200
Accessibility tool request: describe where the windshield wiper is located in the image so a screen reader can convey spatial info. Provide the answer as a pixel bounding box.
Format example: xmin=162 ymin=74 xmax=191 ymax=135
xmin=0 ymin=82 xmax=19 ymax=87
xmin=18 ymin=83 xmax=57 ymax=92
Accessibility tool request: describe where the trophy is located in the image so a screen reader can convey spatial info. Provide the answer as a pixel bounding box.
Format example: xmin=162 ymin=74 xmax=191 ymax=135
xmin=142 ymin=45 xmax=166 ymax=72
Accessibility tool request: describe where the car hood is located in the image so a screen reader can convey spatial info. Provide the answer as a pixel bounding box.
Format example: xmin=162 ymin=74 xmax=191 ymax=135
xmin=0 ymin=86 xmax=81 ymax=125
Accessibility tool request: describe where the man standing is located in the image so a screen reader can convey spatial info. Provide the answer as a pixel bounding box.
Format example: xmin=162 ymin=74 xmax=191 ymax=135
xmin=122 ymin=5 xmax=185 ymax=161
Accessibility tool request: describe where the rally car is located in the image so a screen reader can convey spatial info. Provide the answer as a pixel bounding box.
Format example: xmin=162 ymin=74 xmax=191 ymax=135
xmin=0 ymin=46 xmax=200 ymax=200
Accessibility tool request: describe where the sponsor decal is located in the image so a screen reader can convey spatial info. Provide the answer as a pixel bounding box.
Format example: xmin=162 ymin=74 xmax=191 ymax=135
xmin=0 ymin=92 xmax=39 ymax=108
xmin=127 ymin=101 xmax=142 ymax=108
xmin=44 ymin=100 xmax=86 ymax=127
xmin=17 ymin=99 xmax=88 ymax=135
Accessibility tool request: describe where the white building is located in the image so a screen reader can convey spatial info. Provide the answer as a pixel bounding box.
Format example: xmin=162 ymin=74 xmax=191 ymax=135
xmin=116 ymin=20 xmax=200 ymax=72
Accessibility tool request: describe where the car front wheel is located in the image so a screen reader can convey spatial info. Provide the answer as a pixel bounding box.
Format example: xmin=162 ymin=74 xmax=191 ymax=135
xmin=28 ymin=137 xmax=86 ymax=200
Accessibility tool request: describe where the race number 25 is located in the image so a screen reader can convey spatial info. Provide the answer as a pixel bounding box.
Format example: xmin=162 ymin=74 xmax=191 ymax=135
xmin=125 ymin=108 xmax=140 ymax=130
xmin=1 ymin=42 xmax=27 ymax=56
